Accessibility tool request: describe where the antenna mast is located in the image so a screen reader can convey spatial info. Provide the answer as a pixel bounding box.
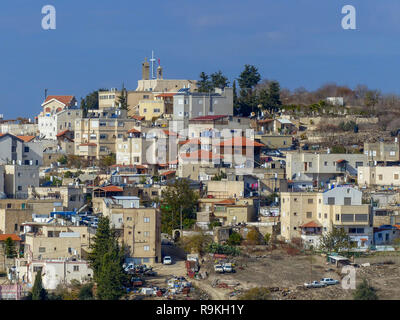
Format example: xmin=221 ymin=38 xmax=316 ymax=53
xmin=150 ymin=50 xmax=156 ymax=79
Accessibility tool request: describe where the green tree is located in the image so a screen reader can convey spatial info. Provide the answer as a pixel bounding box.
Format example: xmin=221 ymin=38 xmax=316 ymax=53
xmin=236 ymin=65 xmax=261 ymax=116
xmin=353 ymin=279 xmax=378 ymax=300
xmin=81 ymin=89 xmax=106 ymax=117
xmin=266 ymin=81 xmax=282 ymax=112
xmin=210 ymin=70 xmax=229 ymax=89
xmin=87 ymin=216 xmax=127 ymax=300
xmin=331 ymin=145 xmax=347 ymax=154
xmin=198 ymin=72 xmax=213 ymax=93
xmin=78 ymin=283 xmax=94 ymax=300
xmin=233 ymin=80 xmax=240 ymax=114
xmin=57 ymin=155 xmax=68 ymax=165
xmin=117 ymin=84 xmax=129 ymax=111
xmin=4 ymin=237 xmax=17 ymax=258
xmin=227 ymin=232 xmax=242 ymax=246
xmin=237 ymin=65 xmax=261 ymax=90
xmin=98 ymin=153 xmax=116 ymax=169
xmin=31 ymin=270 xmax=48 ymax=300
xmin=319 ymin=227 xmax=353 ymax=253
xmin=239 ymin=287 xmax=271 ymax=300
xmin=160 ymin=179 xmax=199 ymax=234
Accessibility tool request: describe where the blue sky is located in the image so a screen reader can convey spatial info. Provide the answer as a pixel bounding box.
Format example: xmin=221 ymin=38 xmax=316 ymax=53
xmin=1 ymin=0 xmax=400 ymax=118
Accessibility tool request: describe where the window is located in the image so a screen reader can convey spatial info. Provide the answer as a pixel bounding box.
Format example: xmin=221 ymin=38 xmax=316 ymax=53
xmin=144 ymin=231 xmax=150 ymax=237
xmin=73 ymin=266 xmax=79 ymax=272
xmin=306 ymin=212 xmax=312 ymax=219
xmin=344 ymin=197 xmax=352 ymax=205
xmin=100 ymin=134 xmax=107 ymax=140
xmin=144 ymin=217 xmax=150 ymax=223
xmin=324 ymin=161 xmax=328 ymax=166
xmin=127 ymin=217 xmax=132 ymax=221
xmin=308 ymin=162 xmax=312 ymax=168
xmin=390 ymin=151 xmax=396 ymax=156
xmin=308 ymin=199 xmax=313 ymax=204
xmin=335 ymin=214 xmax=340 ymax=221
xmin=24 ymin=146 xmax=29 ymax=153
xmin=355 ymin=162 xmax=364 ymax=168
xmin=395 ymin=174 xmax=400 ymax=180
xmin=154 ymin=108 xmax=161 ymax=113
xmin=328 ymin=197 xmax=335 ymax=205
xmin=379 ymin=174 xmax=383 ymax=180
xmin=18 ymin=186 xmax=22 ymax=191
xmin=324 ymin=213 xmax=327 ymax=219
xmin=144 ymin=245 xmax=150 ymax=251
xmin=39 ymin=247 xmax=46 ymax=253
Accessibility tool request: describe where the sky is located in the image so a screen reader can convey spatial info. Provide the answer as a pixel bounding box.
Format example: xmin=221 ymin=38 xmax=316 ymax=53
xmin=1 ymin=0 xmax=400 ymax=119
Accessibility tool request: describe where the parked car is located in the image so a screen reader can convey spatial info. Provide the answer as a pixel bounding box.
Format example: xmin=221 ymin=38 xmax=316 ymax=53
xmin=222 ymin=263 xmax=235 ymax=273
xmin=214 ymin=264 xmax=224 ymax=273
xmin=131 ymin=277 xmax=144 ymax=287
xmin=264 ymin=150 xmax=283 ymax=157
xmin=163 ymin=256 xmax=172 ymax=265
xmin=320 ymin=278 xmax=340 ymax=285
xmin=304 ymin=281 xmax=327 ymax=288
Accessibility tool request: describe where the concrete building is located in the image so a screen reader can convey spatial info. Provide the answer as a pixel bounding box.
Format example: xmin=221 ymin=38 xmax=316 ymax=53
xmin=16 ymin=258 xmax=93 ymax=290
xmin=0 ymin=134 xmax=42 ymax=166
xmin=103 ymin=203 xmax=161 ymax=265
xmin=364 ymin=139 xmax=400 ymax=163
xmin=286 ymin=152 xmax=368 ymax=185
xmin=4 ymin=165 xmax=39 ymax=199
xmin=0 ymin=205 xmax=33 ymax=234
xmin=358 ymin=166 xmax=400 ymax=187
xmin=116 ymin=128 xmax=177 ymax=166
xmin=74 ymin=108 xmax=137 ymax=159
xmin=27 ymin=186 xmax=85 ymax=211
xmin=173 ymin=88 xmax=233 ymax=122
xmin=38 ymin=95 xmax=81 ymax=140
xmin=280 ymin=186 xmax=372 ymax=248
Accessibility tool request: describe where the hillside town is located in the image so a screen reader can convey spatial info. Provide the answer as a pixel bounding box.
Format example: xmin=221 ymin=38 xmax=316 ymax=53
xmin=1 ymin=55 xmax=400 ymax=301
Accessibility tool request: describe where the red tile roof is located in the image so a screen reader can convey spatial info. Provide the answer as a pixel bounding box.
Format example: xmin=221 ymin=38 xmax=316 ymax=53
xmin=155 ymin=93 xmax=176 ymax=98
xmin=44 ymin=95 xmax=75 ymax=105
xmin=16 ymin=136 xmax=35 ymax=142
xmin=217 ymin=137 xmax=265 ymax=147
xmin=178 ymin=138 xmax=201 ymax=145
xmin=163 ymin=130 xmax=178 ymax=137
xmin=131 ymin=115 xmax=145 ymax=121
xmin=127 ymin=128 xmax=141 ymax=134
xmin=300 ymin=221 xmax=322 ymax=228
xmin=56 ymin=130 xmax=71 ymax=137
xmin=181 ymin=150 xmax=223 ymax=160
xmin=160 ymin=170 xmax=176 ymax=176
xmin=0 ymin=234 xmax=21 ymax=241
xmin=190 ymin=115 xmax=228 ymax=121
xmin=96 ymin=186 xmax=123 ymax=192
xmin=215 ymin=199 xmax=236 ymax=205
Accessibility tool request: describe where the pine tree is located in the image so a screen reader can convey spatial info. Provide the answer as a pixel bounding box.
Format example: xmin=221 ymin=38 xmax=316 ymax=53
xmin=117 ymin=84 xmax=129 ymax=110
xmin=87 ymin=216 xmax=127 ymax=300
xmin=4 ymin=237 xmax=17 ymax=258
xmin=96 ymin=244 xmax=126 ymax=300
xmin=31 ymin=270 xmax=47 ymax=300
xmin=198 ymin=72 xmax=213 ymax=93
xmin=210 ymin=71 xmax=229 ymax=89
xmin=87 ymin=216 xmax=112 ymax=281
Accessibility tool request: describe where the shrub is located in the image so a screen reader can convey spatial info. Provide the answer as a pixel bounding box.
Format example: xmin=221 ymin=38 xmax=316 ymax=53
xmin=239 ymin=287 xmax=271 ymax=300
xmin=353 ymin=279 xmax=378 ymax=300
xmin=227 ymin=232 xmax=242 ymax=246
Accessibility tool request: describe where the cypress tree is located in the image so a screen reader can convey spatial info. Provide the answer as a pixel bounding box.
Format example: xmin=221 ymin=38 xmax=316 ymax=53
xmin=31 ymin=270 xmax=47 ymax=300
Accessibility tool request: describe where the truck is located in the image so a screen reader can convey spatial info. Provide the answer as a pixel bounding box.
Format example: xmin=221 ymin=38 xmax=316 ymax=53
xmin=304 ymin=281 xmax=327 ymax=288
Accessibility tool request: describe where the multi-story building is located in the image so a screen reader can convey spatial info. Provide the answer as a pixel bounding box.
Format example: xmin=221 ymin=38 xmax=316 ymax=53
xmin=38 ymin=95 xmax=81 ymax=140
xmin=364 ymin=138 xmax=400 ymax=163
xmin=116 ymin=128 xmax=178 ymax=166
xmin=173 ymin=88 xmax=233 ymax=123
xmin=74 ymin=108 xmax=137 ymax=159
xmin=280 ymin=186 xmax=373 ymax=248
xmin=27 ymin=186 xmax=85 ymax=211
xmin=4 ymin=165 xmax=39 ymax=199
xmin=0 ymin=134 xmax=42 ymax=166
xmin=102 ymin=199 xmax=161 ymax=265
xmin=286 ymin=152 xmax=368 ymax=184
xmin=358 ymin=166 xmax=400 ymax=187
